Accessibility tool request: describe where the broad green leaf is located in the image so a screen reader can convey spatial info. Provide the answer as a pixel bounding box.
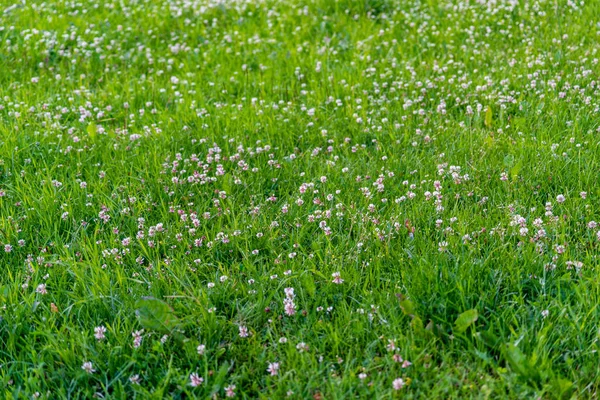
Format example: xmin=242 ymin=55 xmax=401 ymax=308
xmin=454 ymin=308 xmax=478 ymax=333
xmin=553 ymin=377 xmax=573 ymax=394
xmin=504 ymin=343 xmax=530 ymax=378
xmin=510 ymin=161 xmax=522 ymax=179
xmin=484 ymin=136 xmax=494 ymax=148
xmin=135 ymin=297 xmax=180 ymax=333
xmin=503 ymin=154 xmax=515 ymax=167
xmin=410 ymin=315 xmax=424 ymax=332
xmin=479 ymin=329 xmax=500 ymax=348
xmin=0 ymin=285 xmax=9 ymax=299
xmin=302 ymin=273 xmax=316 ymax=297
xmin=87 ymin=122 xmax=97 ymax=140
xmin=396 ymin=293 xmax=416 ymax=317
xmin=411 ymin=316 xmax=434 ymax=339
xmin=484 ymin=106 xmax=493 ymax=127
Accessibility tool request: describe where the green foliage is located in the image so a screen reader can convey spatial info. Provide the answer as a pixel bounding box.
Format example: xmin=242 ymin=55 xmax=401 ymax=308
xmin=0 ymin=0 xmax=599 ymax=398
xmin=135 ymin=297 xmax=180 ymax=334
xmin=453 ymin=309 xmax=478 ymax=334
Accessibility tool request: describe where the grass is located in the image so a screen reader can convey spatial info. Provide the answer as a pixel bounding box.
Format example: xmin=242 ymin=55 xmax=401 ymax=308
xmin=1 ymin=0 xmax=600 ymax=398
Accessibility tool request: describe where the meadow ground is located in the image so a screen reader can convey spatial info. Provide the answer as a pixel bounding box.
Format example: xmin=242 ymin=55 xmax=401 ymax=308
xmin=1 ymin=0 xmax=600 ymax=398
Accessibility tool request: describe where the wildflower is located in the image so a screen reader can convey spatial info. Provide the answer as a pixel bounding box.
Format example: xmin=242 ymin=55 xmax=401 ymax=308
xmin=331 ymin=272 xmax=344 ymax=284
xmin=129 ymin=374 xmax=141 ymax=385
xmin=225 ymin=384 xmax=236 ymax=397
xmin=284 ymin=300 xmax=296 ymax=316
xmin=239 ymin=325 xmax=249 ymax=338
xmin=296 ymin=342 xmax=309 ymax=352
xmin=36 ymin=284 xmax=47 ymax=294
xmin=94 ymin=326 xmax=107 ymax=341
xmin=556 ymin=194 xmax=566 ymax=203
xmin=267 ymin=362 xmax=280 ymax=376
xmin=81 ymin=361 xmax=95 ymax=374
xmin=197 ymin=344 xmax=206 ymax=355
xmin=283 ymin=287 xmax=297 ymax=316
xmin=386 ymin=339 xmax=397 ymax=352
xmin=132 ymin=330 xmax=143 ymax=348
xmin=392 ymin=378 xmax=405 ymax=390
xmin=189 ymin=373 xmax=204 ymax=387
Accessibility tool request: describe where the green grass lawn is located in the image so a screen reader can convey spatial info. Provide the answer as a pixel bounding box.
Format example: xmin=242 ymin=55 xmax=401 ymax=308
xmin=1 ymin=0 xmax=600 ymax=398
